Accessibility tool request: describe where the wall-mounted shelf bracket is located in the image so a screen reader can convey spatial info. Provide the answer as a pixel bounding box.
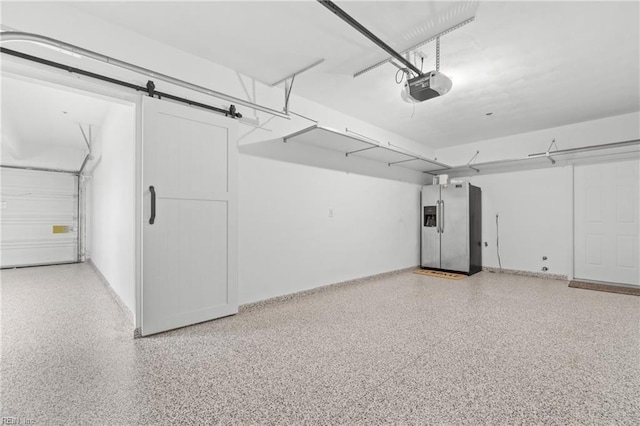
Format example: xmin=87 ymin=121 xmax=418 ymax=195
xmin=466 ymin=150 xmax=480 ymax=172
xmin=389 ymin=158 xmax=417 ymax=166
xmin=78 ymin=124 xmax=92 ymax=152
xmin=545 ymin=152 xmax=556 ymax=165
xmin=544 ymin=138 xmax=558 ymax=164
xmin=78 ymin=124 xmax=93 ymax=175
xmin=270 ymin=58 xmax=325 ymax=87
xmin=345 ymin=146 xmax=378 ymax=157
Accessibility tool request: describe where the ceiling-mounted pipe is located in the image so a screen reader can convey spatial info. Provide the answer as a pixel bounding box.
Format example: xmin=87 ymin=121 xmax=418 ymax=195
xmin=317 ymin=0 xmax=423 ymax=76
xmin=0 ymin=31 xmax=290 ymax=120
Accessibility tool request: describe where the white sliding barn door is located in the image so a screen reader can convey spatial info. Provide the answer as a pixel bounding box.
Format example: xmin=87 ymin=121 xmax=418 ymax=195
xmin=141 ymin=97 xmax=238 ymax=336
xmin=574 ymin=160 xmax=639 ymax=286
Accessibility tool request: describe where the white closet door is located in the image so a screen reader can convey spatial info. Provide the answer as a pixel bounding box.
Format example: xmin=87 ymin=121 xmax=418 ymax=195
xmin=0 ymin=168 xmax=78 ymax=268
xmin=141 ymin=97 xmax=238 ymax=336
xmin=574 ymin=160 xmax=639 ymax=286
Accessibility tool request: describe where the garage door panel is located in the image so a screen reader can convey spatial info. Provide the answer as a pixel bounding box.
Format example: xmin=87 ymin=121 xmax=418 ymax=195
xmin=1 ymin=168 xmax=78 ymax=268
xmin=1 ymin=241 xmax=78 ymax=267
xmin=1 ymin=222 xmax=77 ymax=240
xmin=2 ymin=197 xmax=76 ymax=215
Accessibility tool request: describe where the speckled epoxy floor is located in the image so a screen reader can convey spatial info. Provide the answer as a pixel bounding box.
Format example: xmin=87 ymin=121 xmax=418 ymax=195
xmin=2 ymin=263 xmax=639 ymax=424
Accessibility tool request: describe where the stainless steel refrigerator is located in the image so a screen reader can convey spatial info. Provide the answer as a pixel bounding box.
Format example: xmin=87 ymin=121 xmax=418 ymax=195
xmin=421 ymin=182 xmax=482 ymax=275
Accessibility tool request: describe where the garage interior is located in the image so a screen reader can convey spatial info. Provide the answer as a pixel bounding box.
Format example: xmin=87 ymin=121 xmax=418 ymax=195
xmin=1 ymin=1 xmax=639 ymax=424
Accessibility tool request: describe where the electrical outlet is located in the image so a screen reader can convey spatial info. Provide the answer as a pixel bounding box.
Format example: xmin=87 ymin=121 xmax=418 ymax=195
xmin=542 ymin=256 xmax=548 ymax=261
xmin=542 ymin=266 xmax=549 ymax=272
xmin=484 ymin=242 xmax=488 ymax=247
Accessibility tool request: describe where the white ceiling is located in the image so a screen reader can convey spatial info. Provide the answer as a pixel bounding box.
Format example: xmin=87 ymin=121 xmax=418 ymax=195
xmin=66 ymin=0 xmax=640 ymax=149
xmin=2 ymin=1 xmax=638 ymax=154
xmin=1 ymin=76 xmax=113 ymax=170
xmin=1 ymin=77 xmax=109 ymax=148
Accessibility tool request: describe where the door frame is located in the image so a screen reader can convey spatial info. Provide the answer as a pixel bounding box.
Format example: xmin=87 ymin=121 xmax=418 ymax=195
xmin=568 ymin=164 xmax=575 ymax=282
xmin=571 ymin=157 xmax=640 ymax=286
xmin=2 ymin=58 xmax=144 ymax=329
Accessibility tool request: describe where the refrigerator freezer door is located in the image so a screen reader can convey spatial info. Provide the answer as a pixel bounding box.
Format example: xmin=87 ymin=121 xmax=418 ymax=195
xmin=421 ymin=185 xmax=441 ymax=268
xmin=440 ymin=183 xmax=470 ymax=272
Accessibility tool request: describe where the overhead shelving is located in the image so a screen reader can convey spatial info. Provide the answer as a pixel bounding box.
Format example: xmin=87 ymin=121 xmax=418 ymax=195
xmin=282 ymin=125 xmax=449 ymax=175
xmin=282 ymin=124 xmax=640 ymax=180
xmin=432 ymin=139 xmax=640 ymax=178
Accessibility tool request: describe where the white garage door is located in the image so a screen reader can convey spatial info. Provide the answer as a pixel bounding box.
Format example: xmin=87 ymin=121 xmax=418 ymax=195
xmin=1 ymin=168 xmax=78 ymax=268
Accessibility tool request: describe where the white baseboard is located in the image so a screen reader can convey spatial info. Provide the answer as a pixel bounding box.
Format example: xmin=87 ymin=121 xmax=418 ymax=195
xmin=87 ymin=260 xmax=135 ymax=325
xmin=483 ymin=266 xmax=567 ymax=281
xmin=239 ymin=266 xmax=418 ymax=313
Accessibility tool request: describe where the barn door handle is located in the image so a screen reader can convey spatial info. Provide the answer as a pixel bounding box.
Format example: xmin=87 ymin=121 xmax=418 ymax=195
xmin=149 ymin=185 xmax=156 ymax=225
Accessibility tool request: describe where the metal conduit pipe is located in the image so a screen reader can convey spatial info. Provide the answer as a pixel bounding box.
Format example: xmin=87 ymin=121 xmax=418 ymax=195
xmin=0 ymin=31 xmax=291 ymax=120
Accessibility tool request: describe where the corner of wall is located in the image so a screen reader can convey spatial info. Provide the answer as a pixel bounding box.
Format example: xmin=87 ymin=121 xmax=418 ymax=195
xmin=87 ymin=260 xmax=135 ymax=326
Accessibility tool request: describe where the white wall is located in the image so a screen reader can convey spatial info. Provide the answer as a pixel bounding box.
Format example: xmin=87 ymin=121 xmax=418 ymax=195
xmin=436 ymin=112 xmax=640 ymax=278
xmin=466 ymin=167 xmax=572 ymax=276
xmin=2 ymin=3 xmax=432 ymax=307
xmin=5 ymin=3 xmax=638 ymax=301
xmin=88 ymin=103 xmax=136 ymax=315
xmin=239 ymin=154 xmax=421 ymax=304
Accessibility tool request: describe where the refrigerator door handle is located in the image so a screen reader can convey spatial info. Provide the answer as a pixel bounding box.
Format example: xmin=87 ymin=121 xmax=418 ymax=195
xmin=436 ymin=200 xmax=441 ymax=233
xmin=441 ymin=200 xmax=445 ymax=233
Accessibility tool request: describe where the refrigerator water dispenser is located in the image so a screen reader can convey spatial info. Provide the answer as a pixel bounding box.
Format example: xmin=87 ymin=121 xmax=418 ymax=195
xmin=424 ymin=205 xmax=437 ymax=227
